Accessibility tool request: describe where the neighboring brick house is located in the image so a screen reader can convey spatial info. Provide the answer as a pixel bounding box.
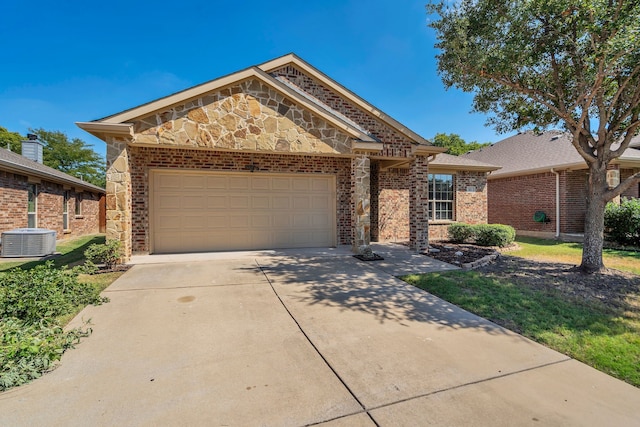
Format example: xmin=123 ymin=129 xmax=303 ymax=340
xmin=0 ymin=137 xmax=105 ymax=243
xmin=77 ymin=54 xmax=498 ymax=258
xmin=464 ymin=131 xmax=640 ymax=239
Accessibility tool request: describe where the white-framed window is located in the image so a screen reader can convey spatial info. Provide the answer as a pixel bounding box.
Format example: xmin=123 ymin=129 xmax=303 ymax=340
xmin=75 ymin=193 xmax=83 ymax=216
xmin=63 ymin=191 xmax=70 ymax=230
xmin=428 ymin=174 xmax=455 ymax=220
xmin=27 ymin=184 xmax=38 ymax=228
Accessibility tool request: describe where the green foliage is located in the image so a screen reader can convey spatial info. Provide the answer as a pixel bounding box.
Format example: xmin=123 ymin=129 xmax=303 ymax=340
xmin=0 ymin=318 xmax=88 ymax=391
xmin=0 ymin=126 xmax=24 ymax=153
xmin=605 ymin=198 xmax=640 ymax=246
xmin=473 ymin=224 xmax=517 ymax=247
xmin=31 ymin=128 xmax=105 ymax=188
xmin=447 ymin=223 xmax=516 ymax=247
xmin=83 ymin=240 xmax=123 ymax=271
xmin=0 ymin=261 xmax=109 ymax=390
xmin=448 ymin=223 xmax=475 ymax=243
xmin=0 ymin=262 xmax=106 ymax=323
xmin=431 ymin=133 xmax=490 ymax=155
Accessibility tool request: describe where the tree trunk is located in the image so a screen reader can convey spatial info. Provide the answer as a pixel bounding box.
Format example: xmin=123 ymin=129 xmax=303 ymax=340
xmin=580 ymin=164 xmax=607 ymax=273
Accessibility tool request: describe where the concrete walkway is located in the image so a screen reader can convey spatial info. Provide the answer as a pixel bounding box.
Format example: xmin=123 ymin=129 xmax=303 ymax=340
xmin=0 ymin=245 xmax=639 ymax=426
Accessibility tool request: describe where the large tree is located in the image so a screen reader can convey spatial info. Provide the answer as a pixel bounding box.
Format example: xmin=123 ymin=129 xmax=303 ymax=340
xmin=0 ymin=126 xmax=24 ymax=153
xmin=432 ymin=133 xmax=490 ymax=155
xmin=428 ymin=0 xmax=640 ymax=273
xmin=31 ymin=128 xmax=106 ymax=188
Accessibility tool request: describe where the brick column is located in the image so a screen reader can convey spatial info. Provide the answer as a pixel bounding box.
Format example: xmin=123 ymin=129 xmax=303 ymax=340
xmin=351 ymin=153 xmax=371 ymax=254
xmin=106 ymin=136 xmax=132 ymax=259
xmin=409 ymin=155 xmax=429 ymax=252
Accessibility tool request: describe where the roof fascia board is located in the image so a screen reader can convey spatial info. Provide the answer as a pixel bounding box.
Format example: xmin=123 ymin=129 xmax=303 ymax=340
xmin=0 ymin=160 xmax=104 ymax=193
xmin=259 ymin=54 xmax=430 ymax=144
xmin=430 ymin=164 xmax=501 ymax=172
xmin=101 ymin=69 xmax=258 ymax=124
xmin=75 ymin=122 xmax=133 ymax=140
xmin=488 ymin=162 xmax=587 ymax=179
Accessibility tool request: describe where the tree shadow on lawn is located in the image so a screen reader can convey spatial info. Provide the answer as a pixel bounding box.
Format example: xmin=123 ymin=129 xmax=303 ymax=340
xmin=0 ymin=235 xmax=104 ymax=272
xmin=259 ymin=256 xmax=521 ymax=338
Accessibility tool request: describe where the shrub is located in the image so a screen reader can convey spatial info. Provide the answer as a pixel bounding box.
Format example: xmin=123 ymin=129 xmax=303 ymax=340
xmin=448 ymin=223 xmax=475 ymax=243
xmin=84 ymin=240 xmax=123 ymax=270
xmin=605 ymin=198 xmax=640 ymax=246
xmin=0 ymin=318 xmax=88 ymax=391
xmin=473 ymin=224 xmax=516 ymax=247
xmin=447 ymin=223 xmax=516 ymax=247
xmin=0 ymin=262 xmax=105 ymax=323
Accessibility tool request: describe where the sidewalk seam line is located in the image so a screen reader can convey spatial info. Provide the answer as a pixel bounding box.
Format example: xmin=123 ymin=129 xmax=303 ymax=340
xmin=256 ymin=259 xmax=380 ymax=427
xmin=103 ymin=282 xmax=265 ymax=293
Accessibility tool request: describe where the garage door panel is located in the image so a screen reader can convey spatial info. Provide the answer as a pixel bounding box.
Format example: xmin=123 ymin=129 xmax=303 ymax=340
xmin=152 ymin=171 xmax=335 ymax=253
xmin=229 ymin=196 xmax=250 ymax=209
xmin=229 ymin=176 xmax=250 ymax=189
xmin=251 ymin=196 xmax=270 ymax=209
xmin=207 ymin=195 xmax=227 ymax=209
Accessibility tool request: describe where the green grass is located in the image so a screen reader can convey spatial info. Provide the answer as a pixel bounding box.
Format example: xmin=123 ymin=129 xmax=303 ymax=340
xmin=403 ymin=271 xmax=640 ymax=387
xmin=0 ymin=234 xmax=106 ymax=272
xmin=511 ymin=236 xmax=640 ymax=275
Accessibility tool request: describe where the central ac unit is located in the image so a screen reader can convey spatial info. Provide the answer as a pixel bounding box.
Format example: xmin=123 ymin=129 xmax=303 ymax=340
xmin=1 ymin=229 xmax=57 ymax=257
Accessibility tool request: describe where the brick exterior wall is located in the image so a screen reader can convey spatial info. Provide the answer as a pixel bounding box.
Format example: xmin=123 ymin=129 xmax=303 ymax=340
xmin=488 ymin=170 xmax=588 ymax=234
xmin=372 ymin=167 xmax=411 ymax=242
xmin=621 ymin=168 xmax=640 ymax=199
xmin=128 ymin=146 xmax=352 ymax=253
xmin=270 ymin=65 xmax=416 ymax=158
xmin=0 ymin=170 xmax=102 ymax=239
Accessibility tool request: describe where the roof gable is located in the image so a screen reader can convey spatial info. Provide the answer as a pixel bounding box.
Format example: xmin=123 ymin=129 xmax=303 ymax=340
xmin=77 ymin=54 xmax=441 ymax=156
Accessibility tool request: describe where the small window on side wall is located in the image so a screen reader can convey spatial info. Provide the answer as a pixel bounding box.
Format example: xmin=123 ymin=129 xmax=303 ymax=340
xmin=63 ymin=191 xmax=70 ymax=230
xmin=28 ymin=184 xmax=38 ymax=228
xmin=427 ymin=174 xmax=455 ymax=221
xmin=75 ymin=193 xmax=83 ymax=216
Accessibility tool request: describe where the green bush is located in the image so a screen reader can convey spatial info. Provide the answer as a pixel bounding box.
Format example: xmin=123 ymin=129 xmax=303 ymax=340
xmin=447 ymin=223 xmax=516 ymax=247
xmin=0 ymin=318 xmax=88 ymax=391
xmin=448 ymin=223 xmax=475 ymax=243
xmin=605 ymin=198 xmax=640 ymax=246
xmin=0 ymin=262 xmax=105 ymax=323
xmin=84 ymin=240 xmax=123 ymax=270
xmin=473 ymin=224 xmax=516 ymax=247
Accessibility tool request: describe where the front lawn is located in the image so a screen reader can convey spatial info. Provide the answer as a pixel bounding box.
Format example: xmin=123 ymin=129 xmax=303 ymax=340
xmin=403 ymin=238 xmax=640 ymax=388
xmin=510 ymin=236 xmax=640 ymax=275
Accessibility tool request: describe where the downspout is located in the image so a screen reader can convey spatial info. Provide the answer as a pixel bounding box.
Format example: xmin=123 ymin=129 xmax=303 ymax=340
xmin=550 ymin=168 xmax=560 ymax=239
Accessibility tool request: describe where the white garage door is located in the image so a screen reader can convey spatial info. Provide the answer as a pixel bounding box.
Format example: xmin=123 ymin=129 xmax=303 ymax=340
xmin=151 ymin=171 xmax=336 ymax=254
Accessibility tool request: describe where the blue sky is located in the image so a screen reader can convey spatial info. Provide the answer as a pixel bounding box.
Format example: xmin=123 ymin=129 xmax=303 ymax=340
xmin=0 ymin=0 xmax=509 ymax=158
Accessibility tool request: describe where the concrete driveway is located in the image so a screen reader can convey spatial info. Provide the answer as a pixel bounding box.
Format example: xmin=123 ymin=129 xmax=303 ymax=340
xmin=1 ymin=245 xmax=639 ymax=426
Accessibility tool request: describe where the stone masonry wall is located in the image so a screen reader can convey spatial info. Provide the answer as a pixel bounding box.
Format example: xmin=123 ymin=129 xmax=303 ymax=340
xmin=129 ymin=146 xmax=352 ymax=253
xmin=270 ymin=65 xmax=416 ymax=158
xmin=131 ymin=79 xmax=352 ymax=155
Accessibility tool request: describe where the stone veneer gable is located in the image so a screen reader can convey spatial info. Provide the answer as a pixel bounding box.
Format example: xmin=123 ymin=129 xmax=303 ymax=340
xmin=270 ymin=65 xmax=416 ymax=158
xmin=131 ymin=79 xmax=352 ymax=155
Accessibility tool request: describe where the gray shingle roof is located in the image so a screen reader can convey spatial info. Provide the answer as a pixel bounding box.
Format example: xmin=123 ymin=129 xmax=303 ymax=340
xmin=430 ymin=152 xmax=501 ymax=171
xmin=463 ymin=131 xmax=640 ymax=178
xmin=0 ymin=149 xmax=105 ymax=193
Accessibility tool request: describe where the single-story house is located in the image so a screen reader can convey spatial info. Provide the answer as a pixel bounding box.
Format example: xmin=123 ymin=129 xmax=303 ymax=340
xmin=77 ymin=53 xmax=498 ymax=258
xmin=463 ymin=130 xmax=640 ymax=239
xmin=0 ymin=135 xmax=105 ymax=241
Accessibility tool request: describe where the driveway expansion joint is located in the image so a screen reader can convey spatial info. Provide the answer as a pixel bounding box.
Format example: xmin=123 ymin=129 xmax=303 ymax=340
xmin=257 ymin=259 xmax=380 ymax=427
